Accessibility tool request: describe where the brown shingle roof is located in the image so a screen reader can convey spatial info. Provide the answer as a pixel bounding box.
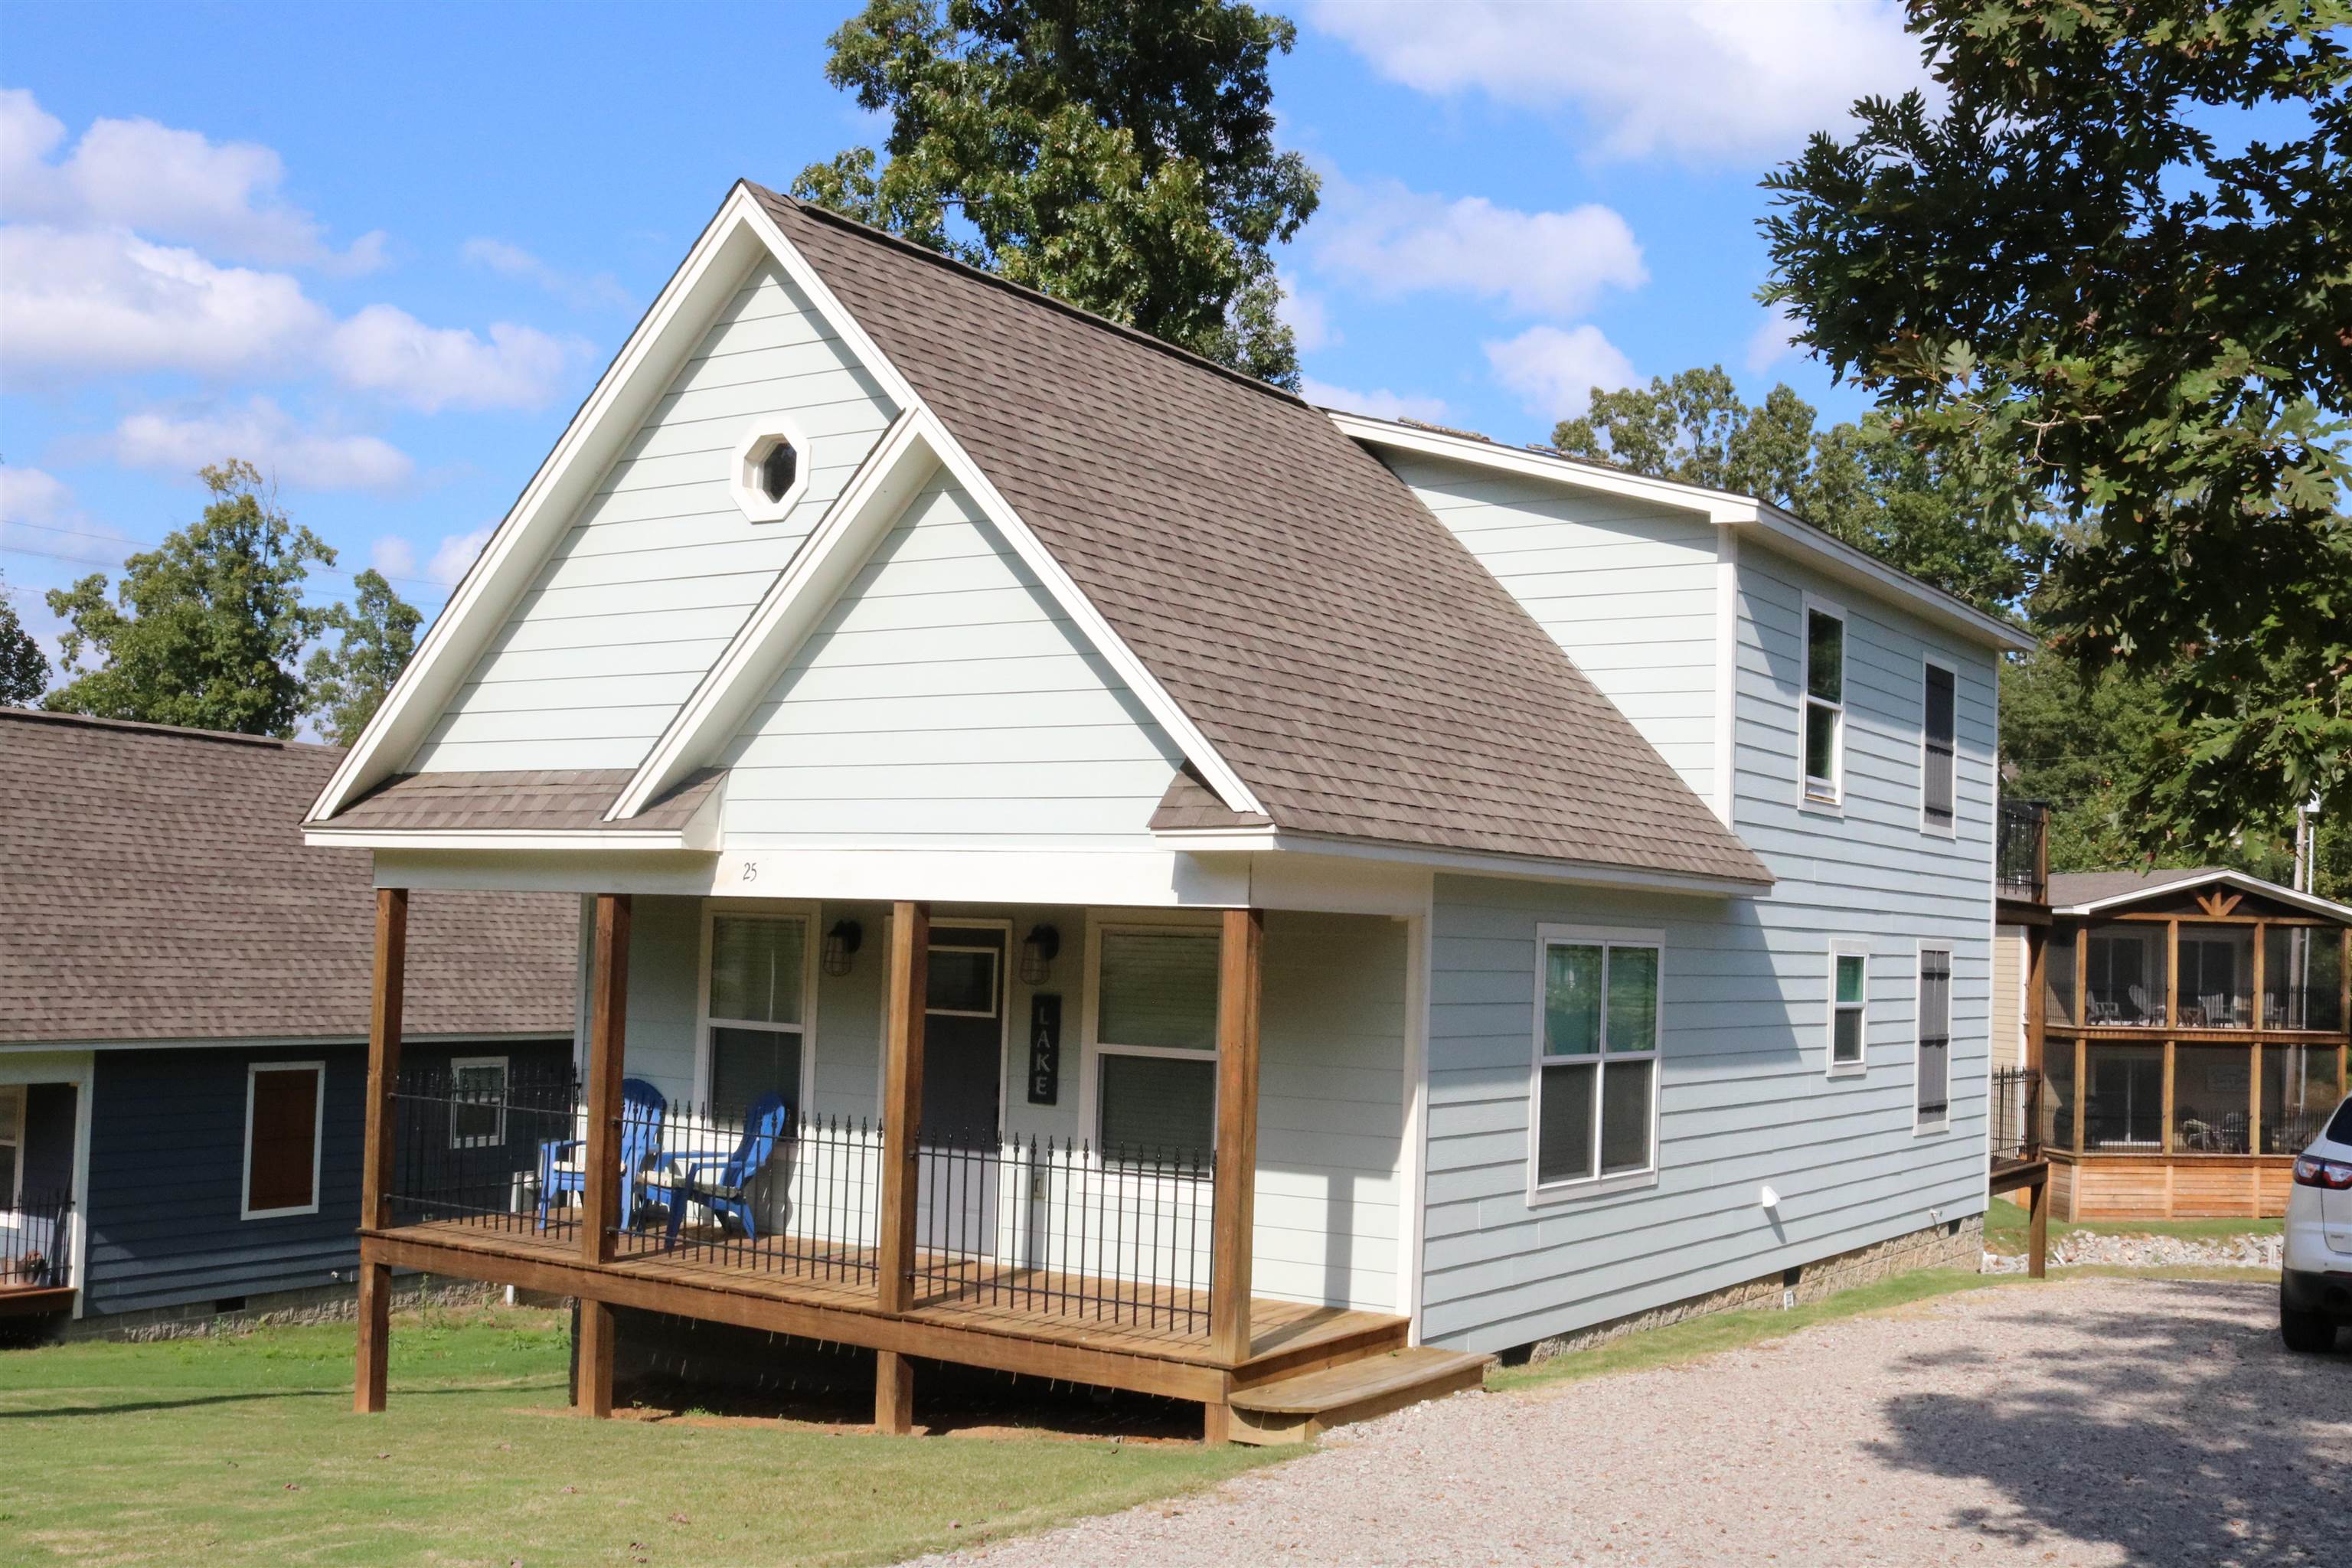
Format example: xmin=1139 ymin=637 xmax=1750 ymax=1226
xmin=1 ymin=710 xmax=578 ymax=1045
xmin=330 ymin=768 xmax=720 ymax=833
xmin=756 ymin=188 xmax=1767 ymax=887
xmin=2047 ymin=868 xmax=2234 ymax=908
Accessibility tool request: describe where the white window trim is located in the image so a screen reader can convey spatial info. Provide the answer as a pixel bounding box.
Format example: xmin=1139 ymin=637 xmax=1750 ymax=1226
xmin=1914 ymin=941 xmax=1954 ymax=1135
xmin=447 ymin=1055 xmax=509 ymax=1149
xmin=1798 ymin=592 xmax=1847 ymax=812
xmin=728 ymin=416 xmax=812 ymax=524
xmin=1079 ymin=911 xmax=1223 ymax=1160
xmin=0 ymin=1083 xmax=24 ymax=1207
xmin=240 ymin=1061 xmax=326 ymax=1221
xmin=1527 ymin=923 xmax=1666 ymax=1204
xmin=695 ymin=900 xmax=822 ymax=1116
xmin=1919 ymin=652 xmax=1959 ymax=838
xmin=1828 ymin=942 xmax=1870 ymax=1077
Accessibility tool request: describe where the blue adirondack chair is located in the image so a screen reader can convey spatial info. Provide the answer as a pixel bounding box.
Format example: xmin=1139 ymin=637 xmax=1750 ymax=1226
xmin=654 ymin=1093 xmax=792 ymax=1246
xmin=537 ymin=1077 xmax=665 ymax=1232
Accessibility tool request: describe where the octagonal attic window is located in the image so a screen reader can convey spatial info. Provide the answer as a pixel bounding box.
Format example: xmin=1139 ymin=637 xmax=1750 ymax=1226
xmin=730 ymin=423 xmax=811 ymax=523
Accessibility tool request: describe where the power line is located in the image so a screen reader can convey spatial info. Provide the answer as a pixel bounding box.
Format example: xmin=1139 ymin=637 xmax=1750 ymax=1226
xmin=1 ymin=521 xmax=457 ymax=597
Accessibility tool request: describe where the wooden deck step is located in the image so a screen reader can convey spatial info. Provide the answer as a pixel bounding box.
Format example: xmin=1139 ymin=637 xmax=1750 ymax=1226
xmin=1224 ymin=1347 xmax=1491 ymax=1446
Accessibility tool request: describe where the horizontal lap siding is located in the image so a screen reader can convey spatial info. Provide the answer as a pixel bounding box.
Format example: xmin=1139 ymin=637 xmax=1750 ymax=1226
xmin=1417 ymin=543 xmax=1998 ymax=1354
xmin=409 ymin=263 xmax=900 ymax=773
xmin=1389 ymin=454 xmax=1719 ymax=805
xmin=720 ymin=475 xmax=1185 ymax=848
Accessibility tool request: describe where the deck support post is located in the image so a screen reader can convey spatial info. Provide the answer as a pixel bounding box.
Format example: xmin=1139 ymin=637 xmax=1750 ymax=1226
xmin=355 ymin=886 xmax=407 ymax=1414
xmin=1209 ymin=907 xmax=1264 ymax=1373
xmin=582 ymin=893 xmax=632 ymax=1267
xmin=2025 ymin=1177 xmax=2049 ymax=1279
xmin=875 ymin=1349 xmax=916 ymax=1436
xmin=877 ymin=901 xmax=929 ymax=1319
xmin=577 ymin=1299 xmax=616 ymax=1418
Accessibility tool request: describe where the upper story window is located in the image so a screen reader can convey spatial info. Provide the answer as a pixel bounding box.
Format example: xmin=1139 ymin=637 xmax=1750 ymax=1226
xmin=730 ymin=423 xmax=811 ymax=523
xmin=1922 ymin=660 xmax=1956 ymax=831
xmin=1802 ymin=600 xmax=1845 ymax=805
xmin=1531 ymin=926 xmax=1661 ymax=1195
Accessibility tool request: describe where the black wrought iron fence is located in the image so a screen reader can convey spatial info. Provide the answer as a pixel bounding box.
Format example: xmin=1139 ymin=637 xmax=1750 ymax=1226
xmin=1997 ymin=799 xmax=2050 ymax=902
xmin=388 ymin=1067 xmax=586 ymax=1243
xmin=1990 ymin=1066 xmax=2042 ymax=1163
xmin=1 ymin=1190 xmax=72 ymax=1291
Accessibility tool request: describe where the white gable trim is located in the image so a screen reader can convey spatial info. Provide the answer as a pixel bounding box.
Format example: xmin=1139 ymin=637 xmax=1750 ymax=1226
xmin=611 ymin=402 xmax=1265 ymax=821
xmin=306 ymin=185 xmax=919 ymax=825
xmin=2055 ymin=867 xmax=2352 ymax=923
xmin=1334 ymin=412 xmax=2036 ymax=655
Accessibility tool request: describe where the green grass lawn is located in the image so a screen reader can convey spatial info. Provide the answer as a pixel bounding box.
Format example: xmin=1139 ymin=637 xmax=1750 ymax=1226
xmin=0 ymin=1304 xmax=1279 ymax=1568
xmin=1981 ymin=1193 xmax=2282 ymax=1254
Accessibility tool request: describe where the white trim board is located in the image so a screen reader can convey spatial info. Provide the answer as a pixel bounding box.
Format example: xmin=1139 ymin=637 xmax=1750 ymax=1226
xmin=1333 ymin=413 xmax=2037 ymax=655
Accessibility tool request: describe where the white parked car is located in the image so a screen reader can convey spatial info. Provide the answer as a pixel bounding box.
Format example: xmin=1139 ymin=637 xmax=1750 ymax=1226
xmin=2282 ymin=1093 xmax=2352 ymax=1353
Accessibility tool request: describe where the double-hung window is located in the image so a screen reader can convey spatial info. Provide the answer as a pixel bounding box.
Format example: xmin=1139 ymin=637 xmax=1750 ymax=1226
xmin=1830 ymin=946 xmax=1868 ymax=1073
xmin=1532 ymin=927 xmax=1661 ymax=1192
xmin=1916 ymin=946 xmax=1952 ymax=1131
xmin=1093 ymin=927 xmax=1220 ymax=1164
xmin=449 ymin=1055 xmax=508 ymax=1148
xmin=1802 ymin=601 xmax=1846 ymax=804
xmin=705 ymin=913 xmax=807 ymax=1125
xmin=1922 ymin=660 xmax=1956 ymax=831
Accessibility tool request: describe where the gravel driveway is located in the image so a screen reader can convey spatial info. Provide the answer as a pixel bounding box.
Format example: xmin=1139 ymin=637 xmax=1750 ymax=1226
xmin=915 ymin=1277 xmax=2349 ymax=1567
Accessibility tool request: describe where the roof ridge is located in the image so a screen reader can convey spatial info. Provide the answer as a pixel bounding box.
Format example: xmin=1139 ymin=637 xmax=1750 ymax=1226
xmin=0 ymin=706 xmax=339 ymax=751
xmin=743 ymin=179 xmax=1310 ymax=410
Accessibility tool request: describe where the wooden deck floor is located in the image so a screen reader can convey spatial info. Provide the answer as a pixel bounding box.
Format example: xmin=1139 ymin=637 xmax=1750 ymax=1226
xmin=370 ymin=1215 xmax=1404 ymax=1400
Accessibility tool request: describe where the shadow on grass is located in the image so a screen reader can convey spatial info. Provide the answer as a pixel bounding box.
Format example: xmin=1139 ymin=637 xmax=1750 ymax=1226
xmin=1868 ymin=1279 xmax=2350 ymax=1567
xmin=0 ymin=1380 xmax=560 ymax=1421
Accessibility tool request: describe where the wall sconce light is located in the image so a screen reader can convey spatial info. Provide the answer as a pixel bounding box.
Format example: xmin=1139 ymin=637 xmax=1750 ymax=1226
xmin=822 ymin=919 xmax=862 ymax=978
xmin=1019 ymin=923 xmax=1061 ymax=986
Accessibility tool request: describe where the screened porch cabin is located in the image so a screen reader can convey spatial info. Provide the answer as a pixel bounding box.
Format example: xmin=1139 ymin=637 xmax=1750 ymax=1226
xmin=2030 ymin=870 xmax=2351 ymax=1220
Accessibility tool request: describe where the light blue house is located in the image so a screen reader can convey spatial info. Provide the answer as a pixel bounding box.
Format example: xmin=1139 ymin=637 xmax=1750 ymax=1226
xmin=305 ymin=182 xmax=2034 ymax=1442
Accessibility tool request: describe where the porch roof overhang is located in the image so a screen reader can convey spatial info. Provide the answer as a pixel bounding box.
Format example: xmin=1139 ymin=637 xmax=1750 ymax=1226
xmin=2053 ymin=867 xmax=2352 ymax=923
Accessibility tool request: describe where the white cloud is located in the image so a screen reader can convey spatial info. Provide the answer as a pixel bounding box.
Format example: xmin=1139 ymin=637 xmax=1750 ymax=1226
xmin=324 ymin=305 xmax=578 ymax=413
xmin=462 ymin=236 xmax=632 ymax=311
xmin=0 ymin=87 xmax=384 ymax=270
xmin=1746 ymin=302 xmax=1802 ymax=372
xmin=0 ymin=224 xmax=328 ymax=378
xmin=0 ymin=464 xmax=76 ymax=527
xmin=1312 ymin=176 xmax=1645 ymax=317
xmin=1310 ymin=0 xmax=1933 ymax=163
xmin=1485 ymin=325 xmax=1637 ymax=420
xmin=1280 ymin=272 xmax=1338 ymax=353
xmin=1298 ymin=377 xmax=1450 ymax=423
xmin=370 ymin=535 xmax=420 ymax=577
xmin=426 ymin=524 xmax=493 ymax=586
xmin=106 ymin=398 xmax=415 ymax=493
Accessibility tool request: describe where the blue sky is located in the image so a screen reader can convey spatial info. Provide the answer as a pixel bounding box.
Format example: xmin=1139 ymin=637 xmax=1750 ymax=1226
xmin=1 ymin=1 xmax=1935 ymax=661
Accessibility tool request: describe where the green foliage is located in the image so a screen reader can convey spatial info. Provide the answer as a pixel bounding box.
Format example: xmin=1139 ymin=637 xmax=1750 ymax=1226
xmin=1760 ymin=0 xmax=2352 ymax=858
xmin=0 ymin=588 xmax=49 ymax=706
xmin=302 ymin=567 xmax=421 ymax=746
xmin=43 ymin=461 xmax=336 ymax=737
xmin=795 ymin=0 xmax=1319 ymax=385
xmin=1550 ymin=364 xmax=2043 ymax=611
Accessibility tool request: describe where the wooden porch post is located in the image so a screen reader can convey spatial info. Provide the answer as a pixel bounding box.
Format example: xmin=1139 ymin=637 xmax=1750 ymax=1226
xmin=577 ymin=893 xmax=631 ymax=1418
xmin=355 ymin=887 xmax=407 ymax=1414
xmin=1209 ymin=907 xmax=1264 ymax=1370
xmin=2026 ymin=1177 xmax=2050 ymax=1279
xmin=874 ymin=901 xmax=929 ymax=1433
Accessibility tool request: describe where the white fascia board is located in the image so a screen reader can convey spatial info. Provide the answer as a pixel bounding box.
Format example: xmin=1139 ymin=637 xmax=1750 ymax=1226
xmin=2058 ymin=868 xmax=2352 ymax=923
xmin=609 ymin=410 xmax=938 ymax=819
xmin=1152 ymin=825 xmax=1770 ymax=898
xmin=306 ymin=187 xmax=866 ymax=825
xmin=303 ymin=828 xmax=710 ymax=853
xmin=1333 ymin=410 xmax=2035 ymax=655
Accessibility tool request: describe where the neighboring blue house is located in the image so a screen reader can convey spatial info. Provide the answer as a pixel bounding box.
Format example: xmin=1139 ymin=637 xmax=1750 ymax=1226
xmin=0 ymin=709 xmax=577 ymax=1334
xmin=295 ymin=184 xmax=2040 ymax=1441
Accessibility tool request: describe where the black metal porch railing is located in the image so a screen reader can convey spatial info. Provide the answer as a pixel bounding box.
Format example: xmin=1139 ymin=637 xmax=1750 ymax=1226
xmin=1997 ymin=799 xmax=2050 ymax=903
xmin=386 ymin=1071 xmax=1217 ymax=1334
xmin=1990 ymin=1066 xmax=2042 ymax=1164
xmin=2 ymin=1189 xmax=73 ymax=1291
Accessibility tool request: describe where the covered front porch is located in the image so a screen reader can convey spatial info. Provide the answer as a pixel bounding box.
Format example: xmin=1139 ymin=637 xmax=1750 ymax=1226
xmin=354 ymin=887 xmax=1477 ymax=1442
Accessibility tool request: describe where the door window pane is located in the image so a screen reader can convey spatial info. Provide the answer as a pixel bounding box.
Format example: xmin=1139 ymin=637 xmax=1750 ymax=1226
xmin=1098 ymin=930 xmax=1219 ymax=1050
xmin=1098 ymin=1053 xmax=1214 ymax=1161
xmin=1537 ymin=1061 xmax=1596 ymax=1185
xmin=710 ymin=916 xmax=805 ymax=1026
xmin=710 ymin=1026 xmax=801 ymax=1126
xmin=926 ymin=947 xmax=999 ymax=1017
xmin=1599 ymin=1060 xmax=1653 ymax=1175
